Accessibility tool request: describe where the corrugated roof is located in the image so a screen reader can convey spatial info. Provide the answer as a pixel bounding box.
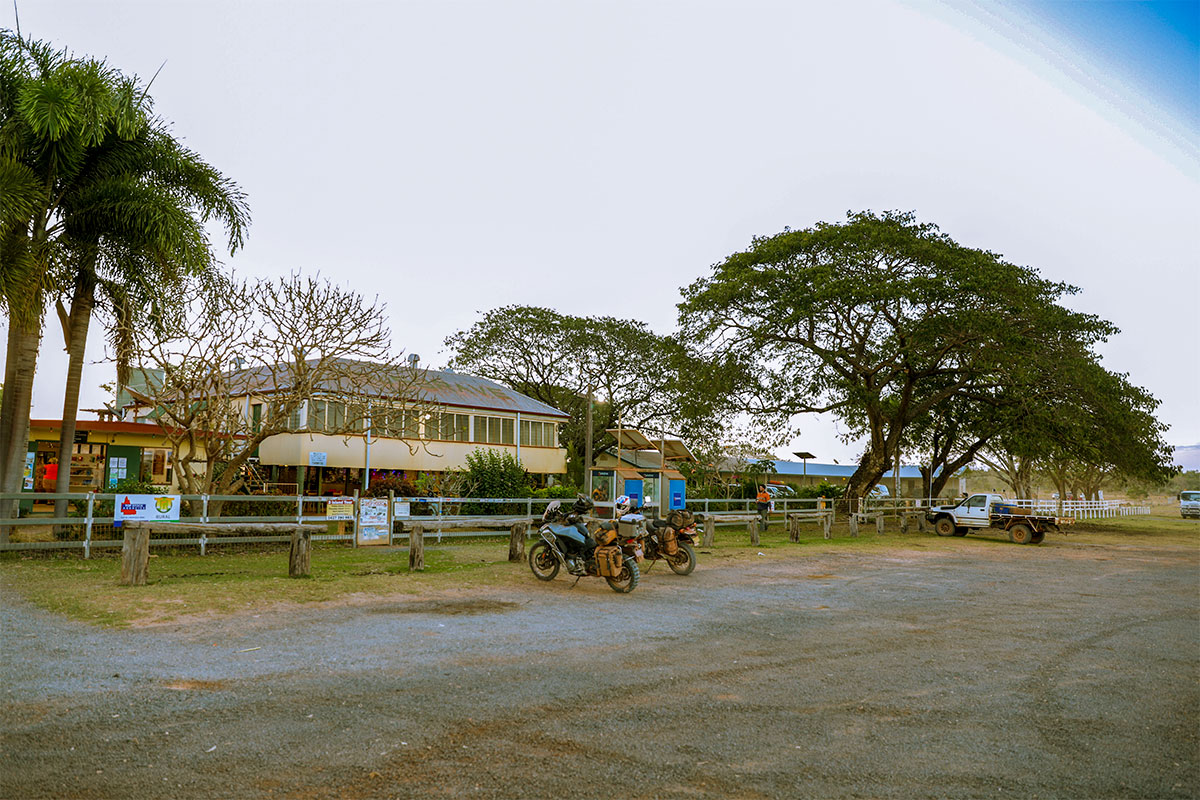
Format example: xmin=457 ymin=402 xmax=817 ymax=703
xmin=741 ymin=457 xmax=926 ymax=479
xmin=227 ymin=359 xmax=568 ymax=418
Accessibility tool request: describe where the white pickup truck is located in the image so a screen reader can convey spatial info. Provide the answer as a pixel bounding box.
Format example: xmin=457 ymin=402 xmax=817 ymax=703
xmin=926 ymin=493 xmax=1074 ymax=545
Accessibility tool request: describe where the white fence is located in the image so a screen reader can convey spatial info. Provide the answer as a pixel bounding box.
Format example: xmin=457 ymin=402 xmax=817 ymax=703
xmin=1000 ymin=498 xmax=1151 ymax=519
xmin=0 ymin=491 xmax=1149 ymax=556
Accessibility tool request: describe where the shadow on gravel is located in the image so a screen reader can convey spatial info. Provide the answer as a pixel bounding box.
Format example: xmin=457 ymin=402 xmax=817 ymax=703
xmin=364 ymin=598 xmax=523 ymax=615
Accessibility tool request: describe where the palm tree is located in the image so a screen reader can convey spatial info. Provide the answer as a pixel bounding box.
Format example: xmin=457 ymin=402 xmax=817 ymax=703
xmin=0 ymin=31 xmax=247 ymax=537
xmin=50 ymin=124 xmax=249 ymax=519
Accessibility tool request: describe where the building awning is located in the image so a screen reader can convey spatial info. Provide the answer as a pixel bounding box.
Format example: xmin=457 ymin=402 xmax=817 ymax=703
xmin=616 ymin=468 xmax=645 ymax=482
xmin=661 ymin=469 xmax=684 ymax=481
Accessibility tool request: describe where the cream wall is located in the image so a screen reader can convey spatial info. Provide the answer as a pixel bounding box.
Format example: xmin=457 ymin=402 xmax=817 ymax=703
xmin=258 ymin=432 xmax=567 ymax=474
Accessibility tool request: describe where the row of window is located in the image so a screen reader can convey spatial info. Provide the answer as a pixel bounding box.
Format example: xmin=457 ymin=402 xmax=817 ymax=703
xmin=251 ymin=401 xmax=558 ymax=447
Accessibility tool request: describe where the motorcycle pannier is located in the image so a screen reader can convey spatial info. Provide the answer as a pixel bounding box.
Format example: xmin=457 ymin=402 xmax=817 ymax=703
xmin=659 ymin=526 xmax=679 ymax=555
xmin=667 ymin=509 xmax=694 ymax=528
xmin=594 ymin=545 xmax=624 ymax=578
xmin=593 ymin=525 xmax=617 ymax=547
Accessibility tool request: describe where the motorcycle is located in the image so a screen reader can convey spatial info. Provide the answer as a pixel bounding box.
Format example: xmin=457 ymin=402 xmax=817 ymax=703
xmin=641 ymin=510 xmax=698 ymax=576
xmin=601 ymin=499 xmax=697 ymax=577
xmin=528 ymin=495 xmax=640 ymax=594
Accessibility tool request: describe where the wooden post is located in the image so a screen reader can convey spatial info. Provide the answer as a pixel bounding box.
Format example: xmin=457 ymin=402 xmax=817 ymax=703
xmin=508 ymin=521 xmax=527 ymax=562
xmin=702 ymin=516 xmax=715 ymax=547
xmin=409 ymin=523 xmax=425 ymax=571
xmin=119 ymin=522 xmax=150 ymax=586
xmin=788 ymin=514 xmax=799 ymax=543
xmin=289 ymin=526 xmax=311 ymax=577
xmin=899 ymin=514 xmax=910 ymax=535
xmin=876 ymin=515 xmax=885 ymax=535
xmin=822 ymin=511 xmax=832 ymax=539
xmin=848 ymin=514 xmax=860 ymax=537
xmin=749 ymin=519 xmax=759 ymax=546
xmin=917 ymin=513 xmax=928 ymax=532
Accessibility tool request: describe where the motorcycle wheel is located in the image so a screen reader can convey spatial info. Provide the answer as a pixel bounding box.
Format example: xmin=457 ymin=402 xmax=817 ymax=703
xmin=528 ymin=542 xmax=560 ymax=581
xmin=666 ymin=542 xmax=696 ymax=576
xmin=605 ymin=557 xmax=640 ymax=594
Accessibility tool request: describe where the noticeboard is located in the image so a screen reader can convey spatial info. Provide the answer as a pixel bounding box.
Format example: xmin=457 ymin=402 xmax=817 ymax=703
xmin=113 ymin=494 xmax=181 ymax=522
xmin=357 ymin=498 xmax=390 ymax=546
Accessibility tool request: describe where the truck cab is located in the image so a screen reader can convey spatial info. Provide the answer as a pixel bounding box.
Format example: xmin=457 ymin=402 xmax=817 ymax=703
xmin=928 ymin=493 xmax=1007 ymax=536
xmin=1181 ymin=491 xmax=1200 ymax=519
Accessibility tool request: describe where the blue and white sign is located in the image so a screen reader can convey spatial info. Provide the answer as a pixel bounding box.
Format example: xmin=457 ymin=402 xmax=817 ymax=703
xmin=308 ymin=451 xmax=327 ymax=467
xmin=114 ymin=494 xmax=181 ymax=521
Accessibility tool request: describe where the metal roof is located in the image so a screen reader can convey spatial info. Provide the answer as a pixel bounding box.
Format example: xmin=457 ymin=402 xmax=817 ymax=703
xmin=227 ymin=359 xmax=568 ymax=418
xmin=741 ymin=457 xmax=926 ymax=479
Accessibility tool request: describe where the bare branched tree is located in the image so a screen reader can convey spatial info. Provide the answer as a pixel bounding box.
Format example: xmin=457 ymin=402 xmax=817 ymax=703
xmin=121 ymin=272 xmax=432 ymax=498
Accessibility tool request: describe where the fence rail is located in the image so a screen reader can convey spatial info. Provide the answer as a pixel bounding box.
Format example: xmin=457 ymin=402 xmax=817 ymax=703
xmin=0 ymin=491 xmax=1149 ymax=556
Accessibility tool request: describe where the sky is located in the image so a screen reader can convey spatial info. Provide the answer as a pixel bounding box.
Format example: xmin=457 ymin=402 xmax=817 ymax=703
xmin=4 ymin=0 xmax=1199 ymax=468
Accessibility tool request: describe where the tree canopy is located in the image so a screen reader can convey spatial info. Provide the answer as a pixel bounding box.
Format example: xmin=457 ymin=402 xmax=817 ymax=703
xmin=678 ymin=210 xmax=1123 ymax=500
xmin=445 ymin=305 xmax=730 ymax=482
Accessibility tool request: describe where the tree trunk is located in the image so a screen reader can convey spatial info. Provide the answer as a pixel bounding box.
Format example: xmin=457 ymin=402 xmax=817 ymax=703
xmin=845 ymin=447 xmax=889 ymax=502
xmin=55 ymin=270 xmax=97 ymax=521
xmin=0 ymin=321 xmax=42 ymax=544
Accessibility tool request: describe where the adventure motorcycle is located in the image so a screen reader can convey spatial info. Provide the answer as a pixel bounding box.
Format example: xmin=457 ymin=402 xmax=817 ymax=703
xmin=528 ymin=495 xmax=640 ymax=593
xmin=601 ymin=498 xmax=697 ymax=577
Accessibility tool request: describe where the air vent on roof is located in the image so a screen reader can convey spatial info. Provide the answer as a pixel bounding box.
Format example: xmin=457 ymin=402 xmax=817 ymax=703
xmin=407 ymin=354 xmax=419 ymax=366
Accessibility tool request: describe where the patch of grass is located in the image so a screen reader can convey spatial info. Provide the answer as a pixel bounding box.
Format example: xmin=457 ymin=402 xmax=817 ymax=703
xmin=0 ymin=541 xmax=527 ymax=628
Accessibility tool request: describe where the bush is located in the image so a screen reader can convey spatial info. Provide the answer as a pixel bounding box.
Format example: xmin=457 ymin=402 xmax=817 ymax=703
xmin=532 ymin=484 xmax=580 ymax=499
xmin=362 ymin=474 xmax=417 ymax=499
xmin=793 ymin=481 xmax=845 ymax=500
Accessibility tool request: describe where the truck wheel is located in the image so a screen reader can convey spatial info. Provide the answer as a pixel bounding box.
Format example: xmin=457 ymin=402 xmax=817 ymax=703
xmin=1030 ymin=530 xmax=1045 ymax=544
xmin=934 ymin=517 xmax=956 ymax=537
xmin=952 ymin=527 xmax=968 ymax=537
xmin=1009 ymin=523 xmax=1034 ymax=545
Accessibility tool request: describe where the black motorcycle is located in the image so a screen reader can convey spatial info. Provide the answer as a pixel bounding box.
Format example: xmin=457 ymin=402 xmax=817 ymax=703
xmin=528 ymin=496 xmax=640 ymax=593
xmin=638 ymin=510 xmax=698 ymax=576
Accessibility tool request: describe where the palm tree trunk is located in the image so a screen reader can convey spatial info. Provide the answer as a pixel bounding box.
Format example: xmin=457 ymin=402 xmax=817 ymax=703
xmin=0 ymin=320 xmax=42 ymax=544
xmin=55 ymin=269 xmax=98 ymax=521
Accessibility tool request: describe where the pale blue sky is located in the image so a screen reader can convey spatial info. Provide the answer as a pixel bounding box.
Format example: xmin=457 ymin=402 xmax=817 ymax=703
xmin=5 ymin=0 xmax=1198 ymax=466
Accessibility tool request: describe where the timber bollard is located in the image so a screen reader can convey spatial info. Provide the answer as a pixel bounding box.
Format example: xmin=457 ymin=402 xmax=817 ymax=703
xmin=508 ymin=521 xmax=527 ymax=562
xmin=823 ymin=512 xmax=832 ymax=539
xmin=899 ymin=514 xmax=910 ymax=535
xmin=702 ymin=516 xmax=715 ymax=547
xmin=289 ymin=526 xmax=311 ymax=577
xmin=876 ymin=515 xmax=885 ymax=535
xmin=119 ymin=523 xmax=151 ymax=586
xmin=749 ymin=519 xmax=759 ymax=546
xmin=409 ymin=524 xmax=425 ymax=571
xmin=848 ymin=515 xmax=860 ymax=537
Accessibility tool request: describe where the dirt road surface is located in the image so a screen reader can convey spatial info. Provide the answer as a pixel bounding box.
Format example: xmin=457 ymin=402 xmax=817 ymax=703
xmin=2 ymin=538 xmax=1197 ymax=799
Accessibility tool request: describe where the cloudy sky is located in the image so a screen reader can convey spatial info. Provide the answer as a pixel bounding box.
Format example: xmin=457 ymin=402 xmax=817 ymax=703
xmin=6 ymin=0 xmax=1198 ymax=467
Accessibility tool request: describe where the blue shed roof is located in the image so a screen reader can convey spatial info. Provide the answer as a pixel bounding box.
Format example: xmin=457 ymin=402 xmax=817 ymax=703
xmin=746 ymin=458 xmax=924 ymax=479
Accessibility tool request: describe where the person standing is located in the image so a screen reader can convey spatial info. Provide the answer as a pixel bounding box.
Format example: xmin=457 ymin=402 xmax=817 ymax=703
xmin=756 ymin=485 xmax=771 ymax=532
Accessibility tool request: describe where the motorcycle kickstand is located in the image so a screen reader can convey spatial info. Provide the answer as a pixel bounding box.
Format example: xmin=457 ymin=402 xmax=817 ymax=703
xmin=569 ymin=575 xmax=582 ymax=588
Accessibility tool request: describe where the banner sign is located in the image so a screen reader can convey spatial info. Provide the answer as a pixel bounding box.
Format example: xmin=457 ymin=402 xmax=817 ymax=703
xmin=308 ymin=452 xmax=327 ymax=466
xmin=393 ymin=501 xmax=411 ymax=518
xmin=114 ymin=494 xmax=181 ymax=521
xmin=326 ymin=498 xmax=354 ymax=520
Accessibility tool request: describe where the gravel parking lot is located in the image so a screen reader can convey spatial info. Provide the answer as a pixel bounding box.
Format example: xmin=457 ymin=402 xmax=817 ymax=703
xmin=2 ymin=535 xmax=1197 ymax=799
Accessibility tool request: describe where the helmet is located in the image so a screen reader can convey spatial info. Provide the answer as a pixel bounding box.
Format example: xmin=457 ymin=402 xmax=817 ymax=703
xmin=615 ymin=494 xmax=638 ymax=517
xmin=571 ymin=494 xmax=594 ymax=515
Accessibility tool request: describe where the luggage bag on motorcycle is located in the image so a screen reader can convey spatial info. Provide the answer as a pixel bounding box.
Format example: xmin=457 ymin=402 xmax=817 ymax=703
xmin=593 ymin=545 xmax=623 ymax=577
xmin=593 ymin=524 xmax=617 ymax=547
xmin=667 ymin=509 xmax=694 ymax=528
xmin=659 ymin=525 xmax=679 ymax=555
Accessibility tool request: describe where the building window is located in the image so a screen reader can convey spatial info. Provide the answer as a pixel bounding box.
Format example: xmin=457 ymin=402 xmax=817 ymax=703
xmin=520 ymin=420 xmax=558 ymax=448
xmin=473 ymin=415 xmax=515 ymax=445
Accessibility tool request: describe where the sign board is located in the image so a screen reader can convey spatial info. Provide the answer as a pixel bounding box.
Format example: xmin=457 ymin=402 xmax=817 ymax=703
xmin=113 ymin=494 xmax=181 ymax=522
xmin=359 ymin=498 xmax=388 ymax=525
xmin=308 ymin=451 xmax=328 ymax=467
xmin=357 ymin=498 xmax=390 ymax=546
xmin=23 ymin=452 xmax=34 ymax=490
xmin=393 ymin=501 xmax=411 ymax=518
xmin=326 ymin=498 xmax=354 ymax=520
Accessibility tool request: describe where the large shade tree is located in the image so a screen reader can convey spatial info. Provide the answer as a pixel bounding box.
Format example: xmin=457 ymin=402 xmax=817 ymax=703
xmin=445 ymin=305 xmax=731 ymax=484
xmin=679 ymin=210 xmax=1117 ymax=501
